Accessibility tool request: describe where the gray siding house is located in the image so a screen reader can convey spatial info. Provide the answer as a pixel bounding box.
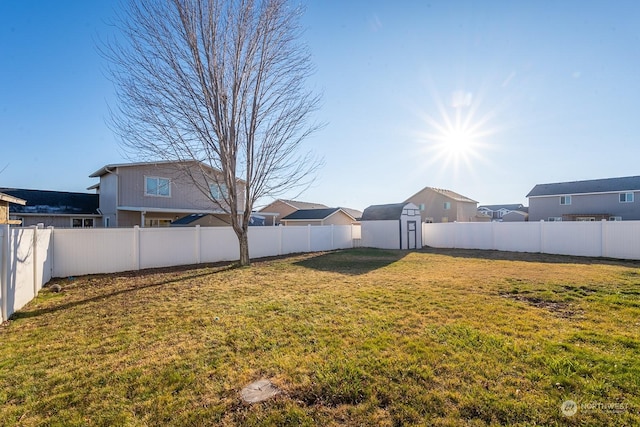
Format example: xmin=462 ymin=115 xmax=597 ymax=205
xmin=527 ymin=175 xmax=640 ymax=221
xmin=89 ymin=161 xmax=245 ymax=227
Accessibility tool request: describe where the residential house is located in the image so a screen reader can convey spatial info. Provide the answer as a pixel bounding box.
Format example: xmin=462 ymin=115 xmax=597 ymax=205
xmin=527 ymin=175 xmax=640 ymax=221
xmin=0 ymin=188 xmax=100 ymax=228
xmin=88 ymin=161 xmax=245 ymax=227
xmin=501 ymin=207 xmax=529 ymax=222
xmin=0 ymin=192 xmax=26 ymax=225
xmin=405 ymin=187 xmax=481 ymax=223
xmin=478 ymin=204 xmax=527 ymax=221
xmin=280 ymin=208 xmax=358 ymax=226
xmin=258 ymin=199 xmax=328 ymax=226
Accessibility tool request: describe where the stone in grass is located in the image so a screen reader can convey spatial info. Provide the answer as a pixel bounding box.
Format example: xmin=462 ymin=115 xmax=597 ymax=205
xmin=240 ymin=379 xmax=281 ymax=404
xmin=50 ymin=284 xmax=62 ymax=293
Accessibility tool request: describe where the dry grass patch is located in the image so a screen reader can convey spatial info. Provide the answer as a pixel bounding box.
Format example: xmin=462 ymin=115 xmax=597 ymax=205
xmin=1 ymin=248 xmax=639 ymax=426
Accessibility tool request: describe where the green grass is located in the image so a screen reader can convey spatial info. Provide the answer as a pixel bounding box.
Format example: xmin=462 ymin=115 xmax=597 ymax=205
xmin=1 ymin=248 xmax=639 ymax=426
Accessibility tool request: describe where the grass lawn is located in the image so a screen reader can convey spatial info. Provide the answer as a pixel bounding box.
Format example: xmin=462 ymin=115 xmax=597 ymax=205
xmin=1 ymin=248 xmax=639 ymax=426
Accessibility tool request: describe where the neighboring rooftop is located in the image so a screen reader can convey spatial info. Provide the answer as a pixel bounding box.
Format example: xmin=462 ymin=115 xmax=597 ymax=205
xmin=527 ymin=175 xmax=640 ymax=197
xmin=406 ymin=187 xmax=478 ymax=203
xmin=478 ymin=204 xmax=526 ymax=211
xmin=281 ymin=208 xmax=353 ymax=221
xmin=0 ymin=188 xmax=99 ymax=215
xmin=276 ymin=199 xmax=329 ymax=210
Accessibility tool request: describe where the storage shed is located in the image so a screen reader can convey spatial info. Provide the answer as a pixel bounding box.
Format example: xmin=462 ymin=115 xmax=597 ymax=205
xmin=360 ymin=202 xmax=422 ymax=249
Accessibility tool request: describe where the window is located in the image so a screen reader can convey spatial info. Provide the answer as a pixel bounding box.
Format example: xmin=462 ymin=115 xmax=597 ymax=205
xmin=419 ymin=203 xmax=425 ymax=211
xmin=609 ymin=216 xmax=622 ymax=221
xmin=576 ymin=217 xmax=596 ymax=222
xmin=548 ymin=217 xmax=563 ymax=222
xmin=72 ymin=218 xmax=94 ymax=228
xmin=560 ymin=196 xmax=571 ymax=205
xmin=444 ymin=202 xmax=451 ymax=210
xmin=145 ymin=176 xmax=171 ymax=197
xmin=619 ymin=193 xmax=634 ymax=203
xmin=144 ymin=218 xmax=172 ymax=227
xmin=210 ymin=183 xmax=228 ymax=199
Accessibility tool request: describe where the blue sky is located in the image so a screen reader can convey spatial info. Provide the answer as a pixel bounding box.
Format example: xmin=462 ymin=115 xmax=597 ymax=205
xmin=2 ymin=1 xmax=640 ymax=211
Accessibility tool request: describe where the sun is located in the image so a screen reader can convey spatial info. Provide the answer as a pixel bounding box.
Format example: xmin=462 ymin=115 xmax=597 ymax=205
xmin=414 ymin=86 xmax=498 ymax=174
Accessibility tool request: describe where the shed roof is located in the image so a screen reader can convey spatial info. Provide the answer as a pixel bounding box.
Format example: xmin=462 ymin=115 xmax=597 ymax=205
xmin=361 ymin=203 xmax=409 ymax=221
xmin=0 ymin=188 xmax=99 ymax=215
xmin=527 ymin=176 xmax=640 ymax=197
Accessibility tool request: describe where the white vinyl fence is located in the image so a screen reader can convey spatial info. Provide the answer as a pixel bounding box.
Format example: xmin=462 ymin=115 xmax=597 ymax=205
xmin=1 ymin=225 xmax=53 ymax=322
xmin=1 ymin=224 xmax=360 ymax=322
xmin=423 ymin=220 xmax=640 ymax=260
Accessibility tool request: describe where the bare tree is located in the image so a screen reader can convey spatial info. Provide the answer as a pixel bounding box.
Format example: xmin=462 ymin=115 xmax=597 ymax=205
xmin=104 ymin=0 xmax=322 ymax=266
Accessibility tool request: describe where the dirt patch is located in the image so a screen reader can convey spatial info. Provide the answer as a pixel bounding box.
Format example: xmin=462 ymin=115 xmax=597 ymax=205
xmin=501 ymin=293 xmax=583 ymax=319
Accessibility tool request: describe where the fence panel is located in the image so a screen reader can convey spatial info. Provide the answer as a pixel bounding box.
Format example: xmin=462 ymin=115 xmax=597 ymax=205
xmin=139 ymin=227 xmax=199 ymax=269
xmin=280 ymin=226 xmax=310 ymax=254
xmin=603 ymin=221 xmax=640 ymax=259
xmin=248 ymin=227 xmax=281 ymax=259
xmin=200 ymin=227 xmax=240 ymax=262
xmin=361 ymin=220 xmax=400 ymax=249
xmin=493 ymin=222 xmax=541 ymax=253
xmin=310 ymin=226 xmax=332 ymax=252
xmin=9 ymin=228 xmax=36 ymax=312
xmin=541 ymin=222 xmax=603 ymax=257
xmin=333 ymin=225 xmax=357 ymax=249
xmin=52 ymin=228 xmax=137 ymax=277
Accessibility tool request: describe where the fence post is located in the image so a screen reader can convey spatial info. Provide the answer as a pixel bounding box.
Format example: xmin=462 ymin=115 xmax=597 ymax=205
xmin=31 ymin=226 xmax=38 ymax=296
xmin=539 ymin=220 xmax=545 ymax=254
xmin=278 ymin=225 xmax=283 ymax=256
xmin=601 ymin=219 xmax=607 ymax=258
xmin=307 ymin=224 xmax=311 ymax=252
xmin=195 ymin=225 xmax=201 ymax=264
xmin=1 ymin=224 xmax=9 ymax=323
xmin=331 ymin=224 xmax=335 ymax=248
xmin=133 ymin=226 xmax=141 ymax=270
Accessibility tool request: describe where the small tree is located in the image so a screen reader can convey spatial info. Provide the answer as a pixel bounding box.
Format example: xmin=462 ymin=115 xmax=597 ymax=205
xmin=104 ymin=0 xmax=322 ymax=266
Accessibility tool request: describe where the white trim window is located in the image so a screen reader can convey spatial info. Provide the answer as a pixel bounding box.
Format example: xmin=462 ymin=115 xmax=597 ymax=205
xmin=145 ymin=176 xmax=171 ymax=197
xmin=619 ymin=192 xmax=634 ymax=203
xmin=609 ymin=216 xmax=622 ymax=221
xmin=444 ymin=202 xmax=451 ymax=210
xmin=560 ymin=195 xmax=571 ymax=205
xmin=72 ymin=218 xmax=94 ymax=228
xmin=210 ymin=183 xmax=228 ymax=200
xmin=548 ymin=217 xmax=563 ymax=222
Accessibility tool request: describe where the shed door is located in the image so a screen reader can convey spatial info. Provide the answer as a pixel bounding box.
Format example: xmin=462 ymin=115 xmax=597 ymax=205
xmin=407 ymin=221 xmax=417 ymax=249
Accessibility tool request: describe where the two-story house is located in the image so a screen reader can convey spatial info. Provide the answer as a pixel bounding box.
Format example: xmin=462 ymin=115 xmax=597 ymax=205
xmin=405 ymin=187 xmax=481 ymax=223
xmin=88 ymin=161 xmax=245 ymax=227
xmin=527 ymin=175 xmax=640 ymax=221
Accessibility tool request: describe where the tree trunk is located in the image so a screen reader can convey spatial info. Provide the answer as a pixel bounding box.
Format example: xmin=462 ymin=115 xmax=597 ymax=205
xmin=238 ymin=228 xmax=250 ymax=267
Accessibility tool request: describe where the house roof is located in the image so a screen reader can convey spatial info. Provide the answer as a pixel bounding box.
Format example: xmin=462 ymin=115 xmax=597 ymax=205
xmin=171 ymin=213 xmax=208 ymax=225
xmin=268 ymin=199 xmax=329 ymax=210
xmin=478 ymin=204 xmax=525 ymax=211
xmin=361 ymin=203 xmax=410 ymax=221
xmin=406 ymin=187 xmax=478 ymax=203
xmin=0 ymin=188 xmax=100 ymax=215
xmin=0 ymin=192 xmax=26 ymax=206
xmin=89 ymin=160 xmax=246 ymax=183
xmin=527 ymin=176 xmax=640 ymax=197
xmin=281 ymin=208 xmax=354 ymax=221
xmin=339 ymin=207 xmax=363 ymax=220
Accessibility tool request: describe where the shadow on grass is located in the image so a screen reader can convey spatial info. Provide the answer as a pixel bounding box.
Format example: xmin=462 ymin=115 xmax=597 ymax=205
xmin=420 ymin=247 xmax=640 ymax=267
xmin=10 ymin=264 xmax=238 ymax=321
xmin=294 ymin=248 xmax=409 ymax=275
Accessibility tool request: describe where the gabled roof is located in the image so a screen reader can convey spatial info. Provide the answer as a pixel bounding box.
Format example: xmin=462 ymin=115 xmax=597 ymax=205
xmin=277 ymin=199 xmax=329 ymax=210
xmin=281 ymin=208 xmax=354 ymax=221
xmin=339 ymin=207 xmax=363 ymax=220
xmin=406 ymin=187 xmax=477 ymax=203
xmin=89 ymin=160 xmax=245 ymax=183
xmin=361 ymin=203 xmax=410 ymax=221
xmin=0 ymin=188 xmax=100 ymax=215
xmin=527 ymin=176 xmax=640 ymax=197
xmin=478 ymin=204 xmax=525 ymax=211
